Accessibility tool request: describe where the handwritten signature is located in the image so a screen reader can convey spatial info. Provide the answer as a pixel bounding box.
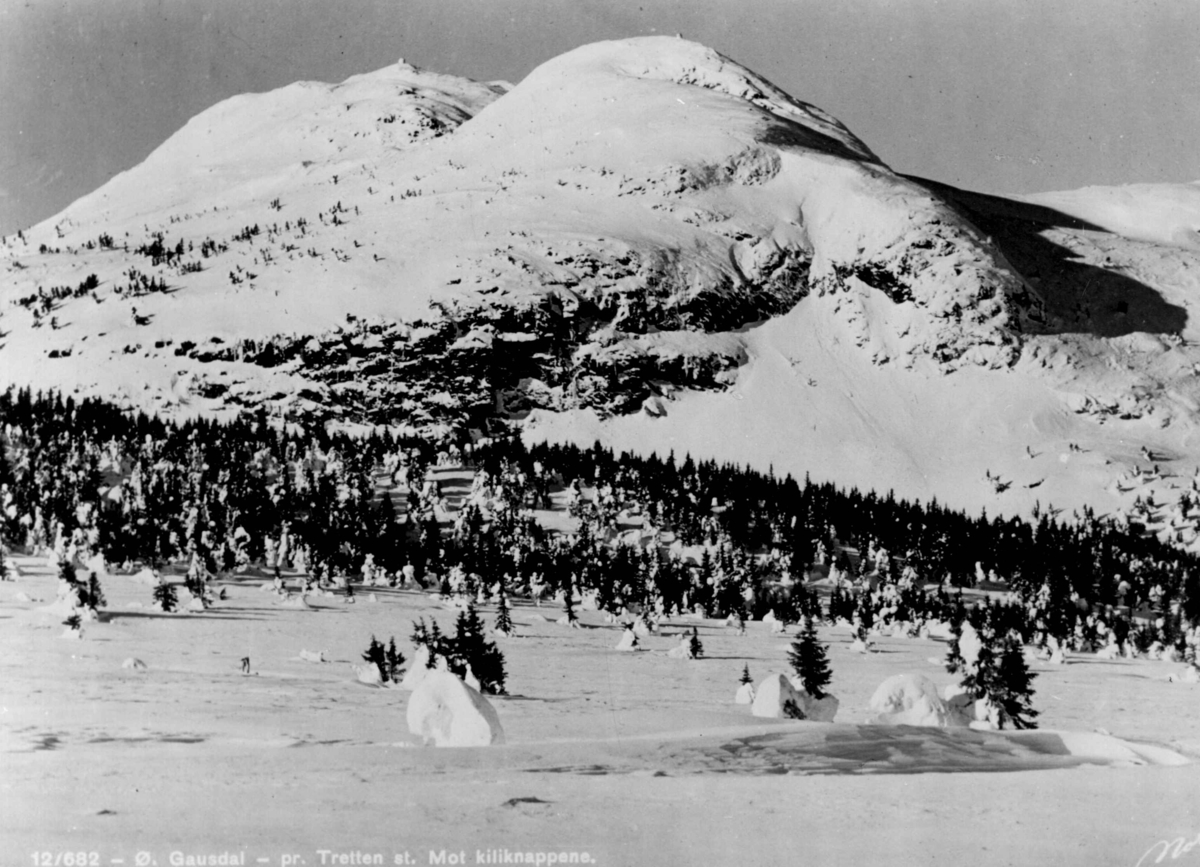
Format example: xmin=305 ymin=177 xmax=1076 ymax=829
xmin=1138 ymin=834 xmax=1200 ymax=867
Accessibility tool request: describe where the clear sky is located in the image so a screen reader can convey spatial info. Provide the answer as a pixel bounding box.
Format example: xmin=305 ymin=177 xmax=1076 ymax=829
xmin=2 ymin=0 xmax=1198 ymax=236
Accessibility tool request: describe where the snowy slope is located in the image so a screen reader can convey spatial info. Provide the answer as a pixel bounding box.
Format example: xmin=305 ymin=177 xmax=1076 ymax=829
xmin=1017 ymin=182 xmax=1200 ymax=251
xmin=4 ymin=36 xmax=1200 ymax=526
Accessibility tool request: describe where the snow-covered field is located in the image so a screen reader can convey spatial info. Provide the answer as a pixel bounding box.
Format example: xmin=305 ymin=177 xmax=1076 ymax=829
xmin=2 ymin=546 xmax=1198 ymax=867
xmin=5 ymin=35 xmax=1200 ymax=867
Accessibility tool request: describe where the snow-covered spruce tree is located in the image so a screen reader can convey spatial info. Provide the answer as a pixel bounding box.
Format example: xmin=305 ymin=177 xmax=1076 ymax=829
xmin=788 ymin=616 xmax=832 ymax=698
xmin=152 ymin=579 xmax=178 ymax=613
xmin=494 ymin=583 xmax=514 ymax=635
xmin=57 ymin=555 xmax=80 ymax=599
xmin=943 ymin=618 xmax=966 ymax=674
xmin=56 ymin=555 xmax=105 ymax=613
xmin=184 ymin=557 xmax=208 ymax=608
xmin=953 ymin=616 xmax=1038 ymax=730
xmin=688 ymin=626 xmax=704 ymax=659
xmin=411 ymin=617 xmax=452 ymax=669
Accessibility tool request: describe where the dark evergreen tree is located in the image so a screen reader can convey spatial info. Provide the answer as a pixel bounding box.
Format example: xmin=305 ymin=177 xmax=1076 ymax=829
xmin=739 ymin=663 xmax=753 ymax=686
xmin=152 ymin=580 xmax=178 ymax=613
xmin=688 ymin=626 xmax=703 ymax=659
xmin=426 ymin=619 xmax=447 ymax=667
xmin=562 ymin=587 xmax=577 ymax=625
xmin=992 ymin=638 xmax=1038 ymax=729
xmin=85 ymin=572 xmax=106 ymax=610
xmin=451 ymin=603 xmax=507 ymax=694
xmin=494 ymin=583 xmax=514 ymax=634
xmin=362 ymin=635 xmax=388 ymax=681
xmin=409 ymin=617 xmax=430 ymax=649
xmin=944 ymin=618 xmax=966 ymax=674
xmin=385 ymin=637 xmax=406 ymax=681
xmin=788 ymin=616 xmax=832 ymax=698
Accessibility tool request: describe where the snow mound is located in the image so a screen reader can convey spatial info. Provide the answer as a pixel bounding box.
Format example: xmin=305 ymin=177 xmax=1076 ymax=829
xmin=121 ymin=657 xmax=147 ymax=670
xmin=750 ymin=673 xmax=806 ymax=719
xmin=354 ymin=663 xmax=383 ymax=686
xmin=734 ymin=682 xmax=755 ymax=704
xmin=406 ymin=669 xmax=505 ymax=747
xmin=131 ymin=568 xmax=159 ymax=587
xmin=1015 ymin=730 xmax=1191 ymax=767
xmin=614 ymin=628 xmax=639 ymax=652
xmin=299 ymin=649 xmax=328 ymax=663
xmin=666 ymin=634 xmax=697 ymax=659
xmin=868 ymin=673 xmax=968 ymax=728
xmin=400 ymin=645 xmax=431 ymax=690
xmin=1167 ymin=666 xmax=1200 ymax=684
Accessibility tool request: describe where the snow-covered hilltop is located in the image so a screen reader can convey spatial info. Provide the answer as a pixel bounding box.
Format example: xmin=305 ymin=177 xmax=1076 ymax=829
xmin=4 ymin=36 xmax=1200 ymax=524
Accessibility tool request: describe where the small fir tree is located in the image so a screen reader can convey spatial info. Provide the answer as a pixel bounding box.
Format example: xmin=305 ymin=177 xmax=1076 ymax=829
xmin=688 ymin=626 xmax=704 ymax=659
xmin=944 ymin=618 xmax=966 ymax=674
xmin=63 ymin=613 xmax=83 ymax=632
xmin=57 ymin=555 xmax=78 ymax=589
xmin=993 ymin=638 xmax=1039 ymax=729
xmin=184 ymin=556 xmax=208 ymax=608
xmin=152 ymin=580 xmax=178 ymax=613
xmin=739 ymin=664 xmax=753 ymax=686
xmin=85 ymin=573 xmax=106 ymax=610
xmin=362 ymin=635 xmax=388 ymax=681
xmin=451 ymin=603 xmax=507 ymax=694
xmin=385 ymin=637 xmax=406 ymax=681
xmin=494 ymin=585 xmax=514 ymax=634
xmin=788 ymin=617 xmax=832 ymax=698
xmin=410 ymin=617 xmax=430 ymax=649
xmin=426 ymin=619 xmax=447 ymax=667
xmin=953 ymin=616 xmax=1039 ymax=730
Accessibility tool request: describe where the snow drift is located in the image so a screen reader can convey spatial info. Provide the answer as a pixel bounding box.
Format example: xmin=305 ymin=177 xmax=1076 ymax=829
xmin=406 ymin=669 xmax=505 ymax=747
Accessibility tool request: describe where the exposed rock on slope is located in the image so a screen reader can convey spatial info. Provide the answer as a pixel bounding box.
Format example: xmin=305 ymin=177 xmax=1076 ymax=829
xmin=2 ymin=37 xmax=1038 ymax=414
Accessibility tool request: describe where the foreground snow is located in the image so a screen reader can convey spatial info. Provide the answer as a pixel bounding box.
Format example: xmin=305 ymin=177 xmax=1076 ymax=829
xmin=1 ymin=555 xmax=1197 ymax=865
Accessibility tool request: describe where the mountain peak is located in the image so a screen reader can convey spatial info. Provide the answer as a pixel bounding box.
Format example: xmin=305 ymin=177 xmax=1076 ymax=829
xmin=5 ymin=38 xmax=1200 ymax=520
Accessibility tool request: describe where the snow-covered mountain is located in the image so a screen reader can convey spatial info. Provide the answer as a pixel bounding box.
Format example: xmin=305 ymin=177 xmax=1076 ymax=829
xmin=4 ymin=36 xmax=1200 ymax=528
